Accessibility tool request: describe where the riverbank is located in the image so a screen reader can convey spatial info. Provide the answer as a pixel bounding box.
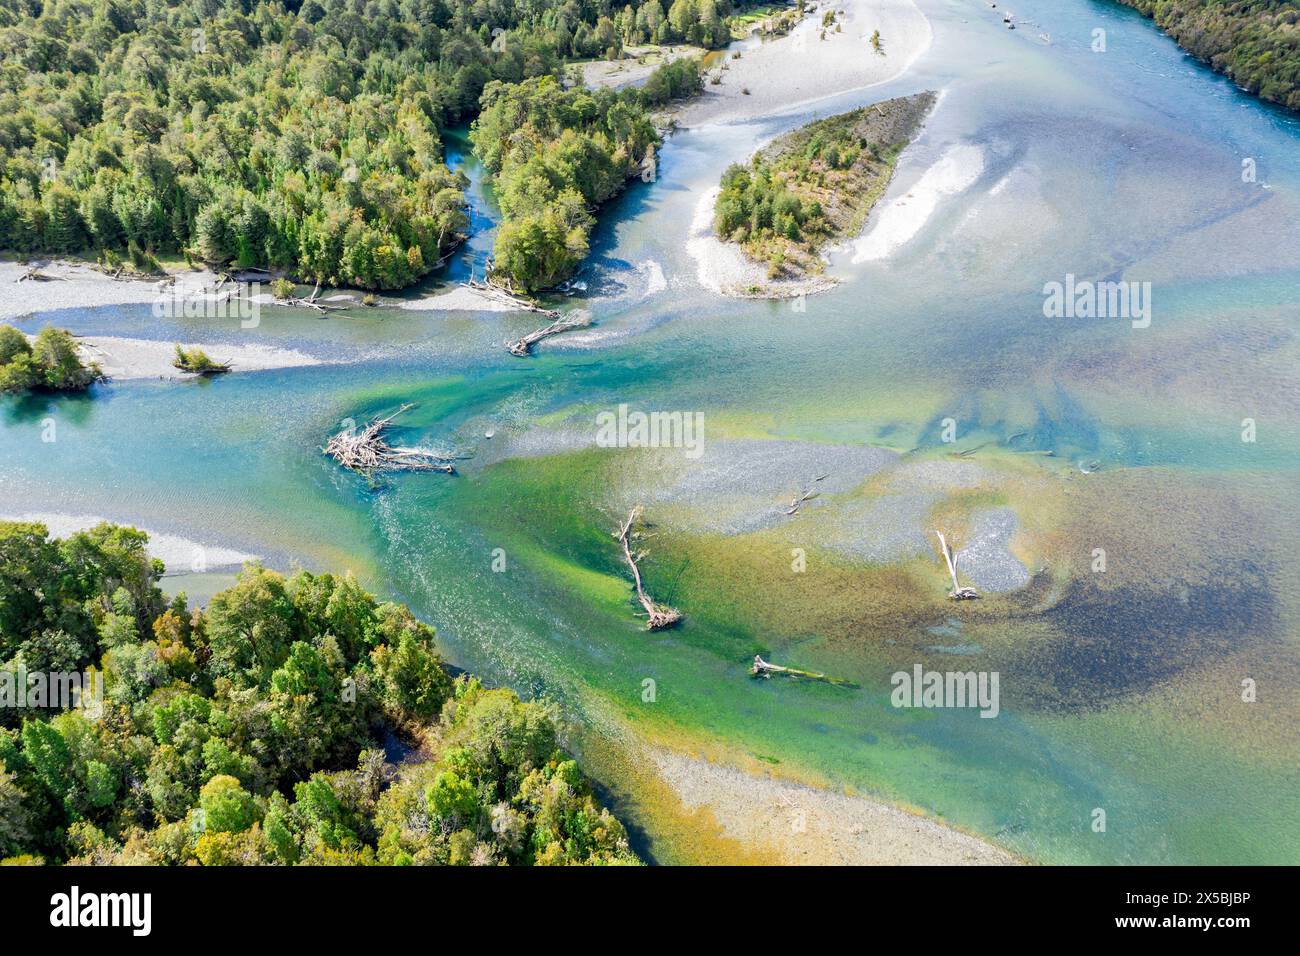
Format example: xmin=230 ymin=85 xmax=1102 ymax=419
xmin=647 ymin=745 xmax=1020 ymax=864
xmin=0 ymin=259 xmax=219 ymax=321
xmin=0 ymin=258 xmax=523 ymax=322
xmin=74 ymin=335 xmax=324 ymax=381
xmin=670 ymin=0 xmax=932 ymax=128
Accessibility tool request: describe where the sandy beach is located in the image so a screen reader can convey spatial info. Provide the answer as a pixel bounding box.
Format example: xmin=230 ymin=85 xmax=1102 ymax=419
xmin=0 ymin=259 xmax=222 ymax=322
xmin=673 ymin=0 xmax=932 ymax=128
xmin=687 ymin=186 xmax=842 ymax=298
xmin=75 ymin=335 xmax=323 ymax=381
xmin=398 ymin=285 xmax=518 ymax=312
xmin=681 ymin=0 xmax=934 ymax=296
xmin=649 ymin=746 xmax=1020 ymax=865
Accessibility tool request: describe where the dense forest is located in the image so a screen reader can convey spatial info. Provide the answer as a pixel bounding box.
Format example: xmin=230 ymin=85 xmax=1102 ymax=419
xmin=0 ymin=0 xmax=735 ymax=289
xmin=472 ymin=56 xmax=700 ymax=291
xmin=0 ymin=521 xmax=639 ymax=865
xmin=1115 ymin=1 xmax=1300 ymax=111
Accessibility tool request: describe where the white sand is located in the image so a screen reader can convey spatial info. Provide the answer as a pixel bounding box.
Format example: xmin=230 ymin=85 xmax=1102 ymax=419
xmin=581 ymin=44 xmax=704 ymax=91
xmin=674 ymin=0 xmax=932 ymax=128
xmin=1 ymin=512 xmax=258 ymax=572
xmin=687 ymin=186 xmax=839 ymax=298
xmin=72 ymin=335 xmax=322 ymax=381
xmin=649 ymin=746 xmax=1019 ymax=865
xmin=850 ymin=141 xmax=986 ymax=262
xmin=0 ymin=260 xmax=220 ymax=321
xmin=399 ymin=286 xmax=517 ymax=313
xmin=684 ymin=0 xmax=934 ymax=296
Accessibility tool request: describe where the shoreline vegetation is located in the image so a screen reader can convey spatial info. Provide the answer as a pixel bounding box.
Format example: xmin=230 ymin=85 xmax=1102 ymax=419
xmin=711 ymin=91 xmax=936 ymax=296
xmin=1113 ymin=0 xmax=1300 ymax=113
xmin=0 ymin=324 xmax=101 ymax=394
xmin=469 ymin=58 xmax=703 ymax=293
xmin=0 ymin=521 xmax=640 ymax=866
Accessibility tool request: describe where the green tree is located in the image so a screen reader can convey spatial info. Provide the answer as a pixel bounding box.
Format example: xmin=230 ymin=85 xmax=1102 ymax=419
xmin=199 ymin=775 xmax=261 ymax=834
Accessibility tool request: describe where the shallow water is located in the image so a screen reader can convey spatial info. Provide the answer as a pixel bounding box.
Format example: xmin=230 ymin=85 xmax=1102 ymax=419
xmin=1 ymin=0 xmax=1297 ymax=863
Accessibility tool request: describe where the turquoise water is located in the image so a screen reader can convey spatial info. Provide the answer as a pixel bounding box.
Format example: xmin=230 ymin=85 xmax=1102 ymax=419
xmin=2 ymin=0 xmax=1297 ymax=863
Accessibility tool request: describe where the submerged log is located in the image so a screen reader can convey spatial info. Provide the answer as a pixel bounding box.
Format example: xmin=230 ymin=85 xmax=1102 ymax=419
xmin=935 ymin=530 xmax=979 ymax=600
xmin=750 ymin=655 xmax=856 ymax=686
xmin=614 ymin=507 xmax=682 ymax=630
xmin=783 ymin=474 xmax=827 ymax=516
xmin=506 ymin=312 xmax=591 ymax=356
xmin=324 ymin=403 xmax=455 ymax=477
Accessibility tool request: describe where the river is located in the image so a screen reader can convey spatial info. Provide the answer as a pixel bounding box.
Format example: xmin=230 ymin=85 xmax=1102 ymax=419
xmin=2 ymin=0 xmax=1297 ymax=864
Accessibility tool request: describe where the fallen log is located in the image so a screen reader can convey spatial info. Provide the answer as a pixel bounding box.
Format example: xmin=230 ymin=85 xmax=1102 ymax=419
xmin=750 ymin=655 xmax=856 ymax=686
xmin=935 ymin=530 xmax=979 ymax=600
xmin=324 ymin=404 xmax=455 ymax=477
xmin=283 ymin=279 xmax=347 ymax=313
xmin=506 ymin=312 xmax=591 ymax=356
xmin=614 ymin=507 xmax=682 ymax=630
xmin=783 ymin=474 xmax=827 ymax=516
xmin=463 ymin=277 xmax=559 ymax=317
xmin=17 ymin=265 xmax=60 ymax=282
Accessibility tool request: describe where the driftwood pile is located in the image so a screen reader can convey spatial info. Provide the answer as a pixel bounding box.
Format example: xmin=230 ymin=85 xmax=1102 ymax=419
xmin=16 ymin=265 xmax=60 ymax=282
xmin=463 ymin=277 xmax=559 ymax=318
xmin=935 ymin=530 xmax=979 ymax=600
xmin=324 ymin=404 xmax=455 ymax=477
xmin=614 ymin=507 xmax=682 ymax=630
xmin=277 ymin=279 xmax=346 ymax=314
xmin=506 ymin=313 xmax=591 ymax=356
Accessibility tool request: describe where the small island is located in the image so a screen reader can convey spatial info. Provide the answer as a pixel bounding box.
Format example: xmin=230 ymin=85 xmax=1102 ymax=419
xmin=0 ymin=324 xmax=102 ymax=394
xmin=711 ymin=90 xmax=936 ymax=296
xmin=172 ymin=345 xmax=232 ymax=376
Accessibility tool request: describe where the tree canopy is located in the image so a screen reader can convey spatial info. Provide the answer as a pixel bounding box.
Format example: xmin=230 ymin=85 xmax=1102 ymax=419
xmin=472 ymin=56 xmax=700 ymax=291
xmin=0 ymin=324 xmax=101 ymax=393
xmin=1117 ymin=1 xmax=1300 ymax=112
xmin=0 ymin=0 xmax=641 ymax=288
xmin=0 ymin=521 xmax=639 ymax=865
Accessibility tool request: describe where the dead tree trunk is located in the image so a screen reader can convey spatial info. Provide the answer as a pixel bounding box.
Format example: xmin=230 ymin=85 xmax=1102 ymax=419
xmin=750 ymin=655 xmax=854 ymax=685
xmin=506 ymin=313 xmax=591 ymax=356
xmin=935 ymin=530 xmax=979 ymax=600
xmin=614 ymin=507 xmax=682 ymax=630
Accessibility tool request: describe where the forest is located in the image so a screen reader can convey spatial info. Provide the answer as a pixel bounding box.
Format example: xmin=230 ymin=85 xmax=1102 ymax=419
xmin=0 ymin=0 xmax=732 ymax=289
xmin=472 ymin=56 xmax=700 ymax=291
xmin=1115 ymin=1 xmax=1300 ymax=111
xmin=0 ymin=521 xmax=640 ymax=865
